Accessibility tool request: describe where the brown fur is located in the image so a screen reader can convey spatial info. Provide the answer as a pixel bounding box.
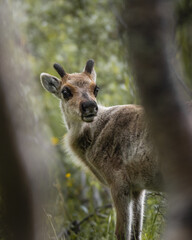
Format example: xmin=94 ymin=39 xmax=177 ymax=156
xmin=40 ymin=61 xmax=164 ymax=240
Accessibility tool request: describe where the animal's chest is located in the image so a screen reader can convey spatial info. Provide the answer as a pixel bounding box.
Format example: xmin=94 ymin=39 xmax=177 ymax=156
xmin=67 ymin=132 xmax=107 ymax=184
xmin=69 ymin=130 xmax=91 ymax=159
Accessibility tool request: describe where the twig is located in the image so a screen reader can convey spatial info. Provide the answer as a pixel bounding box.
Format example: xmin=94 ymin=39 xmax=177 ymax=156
xmin=57 ymin=204 xmax=113 ymax=239
xmin=43 ymin=208 xmax=60 ymax=240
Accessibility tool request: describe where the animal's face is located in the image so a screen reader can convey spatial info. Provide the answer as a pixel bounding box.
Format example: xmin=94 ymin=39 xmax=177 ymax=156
xmin=40 ymin=60 xmax=99 ymax=122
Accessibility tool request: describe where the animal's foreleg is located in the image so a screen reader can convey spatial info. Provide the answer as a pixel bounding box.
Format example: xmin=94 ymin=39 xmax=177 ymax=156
xmin=111 ymin=186 xmax=133 ymax=240
xmin=131 ymin=191 xmax=145 ymax=240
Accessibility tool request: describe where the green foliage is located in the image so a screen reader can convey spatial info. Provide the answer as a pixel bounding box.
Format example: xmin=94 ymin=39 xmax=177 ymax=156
xmin=43 ymin=145 xmax=116 ymax=239
xmin=25 ymin=1 xmax=136 ymax=95
xmin=143 ymin=193 xmax=166 ymax=240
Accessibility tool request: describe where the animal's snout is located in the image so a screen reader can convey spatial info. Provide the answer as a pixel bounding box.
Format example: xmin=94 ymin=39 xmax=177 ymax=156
xmin=81 ymin=101 xmax=98 ymax=114
xmin=80 ymin=101 xmax=98 ymax=122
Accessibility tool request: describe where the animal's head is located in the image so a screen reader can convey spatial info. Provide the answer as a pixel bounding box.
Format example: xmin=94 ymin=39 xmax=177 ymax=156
xmin=40 ymin=59 xmax=99 ymax=123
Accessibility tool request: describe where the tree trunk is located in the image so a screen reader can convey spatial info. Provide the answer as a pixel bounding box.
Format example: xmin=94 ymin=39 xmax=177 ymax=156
xmin=0 ymin=1 xmax=54 ymax=239
xmin=120 ymin=0 xmax=192 ymax=239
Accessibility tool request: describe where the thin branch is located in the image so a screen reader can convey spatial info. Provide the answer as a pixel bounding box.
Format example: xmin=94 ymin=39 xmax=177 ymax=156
xmin=57 ymin=204 xmax=113 ymax=239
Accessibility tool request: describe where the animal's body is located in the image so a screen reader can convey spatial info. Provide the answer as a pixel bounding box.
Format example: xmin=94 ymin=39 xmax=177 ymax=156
xmin=40 ymin=60 xmax=164 ymax=240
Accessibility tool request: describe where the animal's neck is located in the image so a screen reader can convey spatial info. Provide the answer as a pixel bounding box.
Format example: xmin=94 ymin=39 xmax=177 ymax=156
xmin=62 ymin=111 xmax=89 ymax=141
xmin=66 ymin=117 xmax=84 ymax=132
xmin=62 ymin=104 xmax=108 ymax=145
xmin=60 ymin=109 xmax=83 ymax=133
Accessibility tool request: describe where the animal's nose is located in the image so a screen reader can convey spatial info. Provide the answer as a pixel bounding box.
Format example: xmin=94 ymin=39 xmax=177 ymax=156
xmin=81 ymin=101 xmax=98 ymax=115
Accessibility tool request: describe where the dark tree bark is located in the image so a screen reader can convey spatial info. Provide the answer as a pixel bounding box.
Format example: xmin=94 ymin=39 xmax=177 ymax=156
xmin=119 ymin=0 xmax=192 ymax=239
xmin=0 ymin=2 xmax=54 ymax=239
xmin=0 ymin=76 xmax=35 ymax=240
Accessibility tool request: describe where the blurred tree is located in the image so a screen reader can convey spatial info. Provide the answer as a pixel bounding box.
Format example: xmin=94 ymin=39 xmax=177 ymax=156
xmin=120 ymin=0 xmax=192 ymax=240
xmin=0 ymin=1 xmax=57 ymax=239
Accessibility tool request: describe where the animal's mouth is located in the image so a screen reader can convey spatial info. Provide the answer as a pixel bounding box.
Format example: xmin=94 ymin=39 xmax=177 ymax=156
xmin=82 ymin=114 xmax=97 ymax=122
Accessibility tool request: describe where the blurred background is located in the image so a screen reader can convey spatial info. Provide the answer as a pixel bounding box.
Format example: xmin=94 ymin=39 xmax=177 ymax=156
xmin=0 ymin=0 xmax=192 ymax=239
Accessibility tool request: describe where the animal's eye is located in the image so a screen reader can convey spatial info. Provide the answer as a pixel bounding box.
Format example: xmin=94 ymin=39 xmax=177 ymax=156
xmin=62 ymin=87 xmax=73 ymax=100
xmin=94 ymin=86 xmax=100 ymax=97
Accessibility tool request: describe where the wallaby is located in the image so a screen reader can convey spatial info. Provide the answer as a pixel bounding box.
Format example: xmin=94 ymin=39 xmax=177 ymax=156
xmin=40 ymin=59 xmax=164 ymax=240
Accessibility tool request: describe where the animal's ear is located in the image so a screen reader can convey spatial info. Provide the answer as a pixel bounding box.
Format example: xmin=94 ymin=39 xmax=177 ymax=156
xmin=40 ymin=73 xmax=62 ymax=98
xmin=83 ymin=59 xmax=96 ymax=82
